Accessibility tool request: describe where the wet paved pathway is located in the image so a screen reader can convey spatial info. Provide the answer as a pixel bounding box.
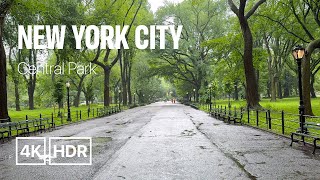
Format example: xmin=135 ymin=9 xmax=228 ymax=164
xmin=0 ymin=102 xmax=319 ymax=179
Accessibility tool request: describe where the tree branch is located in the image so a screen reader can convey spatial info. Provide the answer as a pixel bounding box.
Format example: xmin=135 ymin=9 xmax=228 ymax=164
xmin=245 ymin=0 xmax=266 ymax=19
xmin=227 ymin=0 xmax=239 ymax=16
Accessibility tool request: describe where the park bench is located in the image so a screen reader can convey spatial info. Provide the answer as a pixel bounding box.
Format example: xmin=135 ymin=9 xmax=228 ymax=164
xmin=97 ymin=108 xmax=105 ymax=117
xmin=27 ymin=118 xmax=54 ymax=133
xmin=116 ymin=106 xmax=121 ymax=112
xmin=290 ymin=122 xmax=320 ymax=154
xmin=228 ymin=109 xmax=243 ymax=124
xmin=218 ymin=107 xmax=229 ymax=121
xmin=213 ymin=107 xmax=223 ymax=119
xmin=8 ymin=121 xmax=29 ymax=137
xmin=97 ymin=106 xmax=121 ymax=117
xmin=0 ymin=118 xmax=10 ymax=123
xmin=112 ymin=106 xmax=120 ymax=113
xmin=0 ymin=118 xmax=54 ymax=141
xmin=0 ymin=122 xmax=12 ymax=141
xmin=211 ymin=107 xmax=223 ymax=119
xmin=36 ymin=118 xmax=54 ymax=132
xmin=220 ymin=111 xmax=229 ymax=121
xmin=16 ymin=121 xmax=30 ymax=136
xmin=1 ymin=121 xmax=30 ymax=140
xmin=212 ymin=107 xmax=220 ymax=118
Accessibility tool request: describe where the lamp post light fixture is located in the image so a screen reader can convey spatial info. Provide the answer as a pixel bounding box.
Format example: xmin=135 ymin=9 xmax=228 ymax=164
xmin=228 ymin=93 xmax=231 ymax=110
xmin=234 ymin=84 xmax=237 ymax=100
xmin=186 ymin=92 xmax=189 ymax=102
xmin=292 ymin=45 xmax=306 ymax=133
xmin=208 ymin=84 xmax=212 ymax=112
xmin=66 ymin=82 xmax=71 ymax=122
xmin=193 ymin=88 xmax=196 ymax=102
xmin=118 ymin=90 xmax=121 ymax=110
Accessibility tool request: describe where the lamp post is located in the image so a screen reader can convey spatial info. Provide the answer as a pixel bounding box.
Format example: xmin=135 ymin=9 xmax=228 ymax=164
xmin=186 ymin=92 xmax=189 ymax=102
xmin=228 ymin=93 xmax=231 ymax=110
xmin=193 ymin=88 xmax=196 ymax=102
xmin=234 ymin=84 xmax=237 ymax=100
xmin=118 ymin=90 xmax=121 ymax=110
xmin=143 ymin=94 xmax=145 ymax=103
xmin=134 ymin=93 xmax=136 ymax=106
xmin=208 ymin=84 xmax=212 ymax=112
xmin=66 ymin=82 xmax=71 ymax=122
xmin=292 ymin=45 xmax=306 ymax=133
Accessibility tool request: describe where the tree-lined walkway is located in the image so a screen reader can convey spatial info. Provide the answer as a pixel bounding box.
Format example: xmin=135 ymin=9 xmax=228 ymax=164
xmin=0 ymin=102 xmax=319 ymax=179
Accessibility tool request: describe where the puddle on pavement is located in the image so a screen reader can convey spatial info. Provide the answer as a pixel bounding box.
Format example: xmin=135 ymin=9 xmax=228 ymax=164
xmin=115 ymin=121 xmax=130 ymax=126
xmin=93 ymin=137 xmax=112 ymax=143
xmin=199 ymin=146 xmax=207 ymax=149
xmin=92 ymin=137 xmax=113 ymax=155
xmin=181 ymin=129 xmax=196 ymax=136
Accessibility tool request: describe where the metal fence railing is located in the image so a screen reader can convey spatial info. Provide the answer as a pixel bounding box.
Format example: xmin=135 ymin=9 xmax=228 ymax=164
xmin=0 ymin=105 xmax=123 ymax=141
xmin=183 ymin=102 xmax=320 ymax=145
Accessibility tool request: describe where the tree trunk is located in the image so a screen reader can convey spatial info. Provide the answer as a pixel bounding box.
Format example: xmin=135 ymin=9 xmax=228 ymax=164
xmin=127 ymin=73 xmax=132 ymax=105
xmin=73 ymin=88 xmax=81 ymax=107
xmin=58 ymin=101 xmax=63 ymax=109
xmin=120 ymin=51 xmax=128 ymax=106
xmin=28 ymin=87 xmax=35 ymax=110
xmin=264 ymin=34 xmax=276 ymax=102
xmin=73 ymin=75 xmax=86 ymax=107
xmin=14 ymin=80 xmax=21 ymax=111
xmin=310 ymin=73 xmax=316 ymax=98
xmin=0 ymin=16 xmax=9 ymax=120
xmin=104 ymin=69 xmax=111 ymax=106
xmin=196 ymin=85 xmax=200 ymax=102
xmin=303 ymin=39 xmax=320 ymax=115
xmin=27 ymin=50 xmax=36 ymax=110
xmin=228 ymin=0 xmax=265 ymax=108
xmin=278 ymin=81 xmax=283 ymax=99
xmin=234 ymin=82 xmax=239 ymax=100
xmin=271 ymin=77 xmax=277 ymax=101
xmin=283 ymin=71 xmax=290 ymax=98
xmin=127 ymin=57 xmax=133 ymax=105
xmin=8 ymin=47 xmax=21 ymax=111
xmin=239 ymin=18 xmax=260 ymax=108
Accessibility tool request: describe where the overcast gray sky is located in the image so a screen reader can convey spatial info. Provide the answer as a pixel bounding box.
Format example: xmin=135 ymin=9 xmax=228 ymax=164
xmin=148 ymin=0 xmax=184 ymax=13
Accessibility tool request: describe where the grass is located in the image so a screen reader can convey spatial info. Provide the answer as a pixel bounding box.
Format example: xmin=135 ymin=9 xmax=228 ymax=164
xmin=1 ymin=104 xmax=127 ymax=138
xmin=8 ymin=104 xmax=106 ymax=122
xmin=207 ymin=97 xmax=320 ymax=115
xmin=195 ymin=97 xmax=320 ymax=143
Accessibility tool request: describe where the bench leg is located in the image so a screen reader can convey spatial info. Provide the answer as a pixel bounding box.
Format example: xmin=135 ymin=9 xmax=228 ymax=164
xmin=313 ymin=139 xmax=317 ymax=154
xmin=290 ymin=134 xmax=294 ymax=146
